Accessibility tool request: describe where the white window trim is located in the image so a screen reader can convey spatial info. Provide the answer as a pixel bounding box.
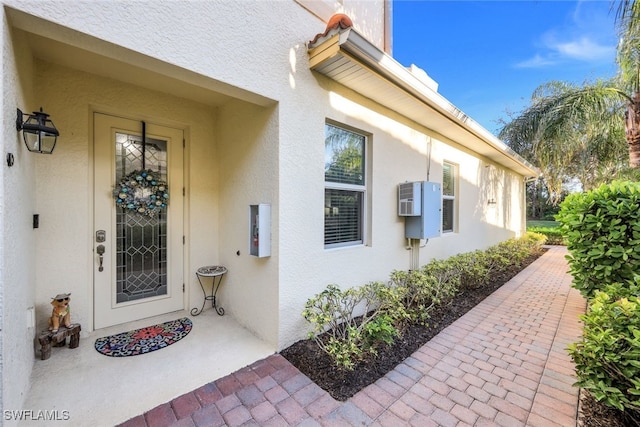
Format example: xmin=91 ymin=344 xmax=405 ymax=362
xmin=442 ymin=161 xmax=457 ymax=234
xmin=324 ymin=123 xmax=369 ymax=249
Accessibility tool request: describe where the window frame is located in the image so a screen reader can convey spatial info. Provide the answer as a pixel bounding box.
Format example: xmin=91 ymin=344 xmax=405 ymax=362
xmin=324 ymin=122 xmax=368 ymax=249
xmin=442 ymin=161 xmax=457 ymax=234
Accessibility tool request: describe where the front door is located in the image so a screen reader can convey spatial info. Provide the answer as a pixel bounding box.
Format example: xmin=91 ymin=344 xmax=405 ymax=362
xmin=94 ymin=113 xmax=184 ymax=329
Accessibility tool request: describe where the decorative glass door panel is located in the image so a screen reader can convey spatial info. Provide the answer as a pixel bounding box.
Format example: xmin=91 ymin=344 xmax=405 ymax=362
xmin=115 ymin=133 xmax=168 ymax=303
xmin=94 ymin=114 xmax=184 ymax=329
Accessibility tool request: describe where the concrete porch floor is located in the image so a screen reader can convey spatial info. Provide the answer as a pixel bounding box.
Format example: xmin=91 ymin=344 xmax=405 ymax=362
xmin=20 ymin=309 xmax=274 ymax=426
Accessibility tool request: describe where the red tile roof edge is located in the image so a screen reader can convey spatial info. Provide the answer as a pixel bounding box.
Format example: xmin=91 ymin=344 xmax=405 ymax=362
xmin=309 ymin=13 xmax=353 ymax=45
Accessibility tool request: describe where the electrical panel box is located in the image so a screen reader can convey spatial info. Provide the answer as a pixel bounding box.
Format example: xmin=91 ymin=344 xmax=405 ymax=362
xmin=250 ymin=204 xmax=271 ymax=258
xmin=398 ymin=182 xmax=422 ymax=216
xmin=404 ymin=181 xmax=441 ymax=239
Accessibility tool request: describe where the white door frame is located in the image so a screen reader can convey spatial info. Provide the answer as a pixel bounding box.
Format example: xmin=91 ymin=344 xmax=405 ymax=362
xmin=93 ymin=112 xmax=185 ymax=329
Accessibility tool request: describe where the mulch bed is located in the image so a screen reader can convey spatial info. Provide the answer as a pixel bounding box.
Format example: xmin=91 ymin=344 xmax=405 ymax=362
xmin=578 ymin=389 xmax=636 ymax=427
xmin=281 ymin=248 xmax=632 ymax=425
xmin=281 ymin=251 xmax=544 ymax=401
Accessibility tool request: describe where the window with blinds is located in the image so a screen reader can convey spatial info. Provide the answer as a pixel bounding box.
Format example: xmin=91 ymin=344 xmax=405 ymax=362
xmin=442 ymin=162 xmax=456 ymax=233
xmin=324 ymin=124 xmax=366 ymax=247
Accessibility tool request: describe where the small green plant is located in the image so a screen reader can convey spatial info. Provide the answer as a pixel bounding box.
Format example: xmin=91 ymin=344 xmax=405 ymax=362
xmin=449 ymin=251 xmax=490 ymax=290
xmin=521 ymin=231 xmax=548 ymax=249
xmin=390 ymin=262 xmax=458 ymax=325
xmin=485 ymin=238 xmax=526 ymax=270
xmin=420 ymin=258 xmax=462 ymax=293
xmin=302 ymin=282 xmax=403 ymax=370
xmin=568 ymin=290 xmax=640 ymax=424
xmin=483 ymin=246 xmax=511 ymax=276
xmin=556 ymin=181 xmax=640 ymax=298
xmin=363 ymin=314 xmax=397 ymax=349
xmin=389 ymin=270 xmax=432 ymax=325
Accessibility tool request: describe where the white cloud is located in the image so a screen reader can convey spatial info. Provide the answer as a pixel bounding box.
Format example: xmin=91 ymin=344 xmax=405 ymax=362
xmin=514 ymin=54 xmax=557 ymax=69
xmin=553 ymin=36 xmax=614 ymax=62
xmin=513 ymin=2 xmax=616 ymax=69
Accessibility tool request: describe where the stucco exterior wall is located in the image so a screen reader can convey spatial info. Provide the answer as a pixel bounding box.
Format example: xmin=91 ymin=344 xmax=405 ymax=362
xmin=276 ymin=81 xmax=525 ymax=348
xmin=1 ymin=0 xmax=530 ymax=416
xmin=344 ymin=0 xmax=388 ymax=50
xmin=216 ymin=99 xmax=280 ymax=345
xmin=2 ymin=21 xmax=39 ymax=416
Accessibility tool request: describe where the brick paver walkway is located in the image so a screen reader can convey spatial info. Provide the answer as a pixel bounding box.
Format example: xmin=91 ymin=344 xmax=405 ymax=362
xmin=120 ymin=246 xmax=585 ymax=426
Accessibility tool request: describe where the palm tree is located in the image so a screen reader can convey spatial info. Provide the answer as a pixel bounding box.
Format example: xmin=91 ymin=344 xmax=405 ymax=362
xmin=500 ymin=80 xmax=628 ymax=202
xmin=500 ymin=0 xmax=640 ymax=185
xmin=618 ymin=0 xmax=640 ymax=166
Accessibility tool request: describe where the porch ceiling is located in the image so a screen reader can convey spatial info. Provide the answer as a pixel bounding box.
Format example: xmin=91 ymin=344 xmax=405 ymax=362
xmin=21 ymin=31 xmax=234 ymax=108
xmin=308 ymin=28 xmax=540 ymax=178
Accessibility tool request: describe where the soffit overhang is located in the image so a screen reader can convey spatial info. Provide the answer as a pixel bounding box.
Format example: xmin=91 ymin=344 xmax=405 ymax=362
xmin=308 ymin=28 xmax=540 ymax=178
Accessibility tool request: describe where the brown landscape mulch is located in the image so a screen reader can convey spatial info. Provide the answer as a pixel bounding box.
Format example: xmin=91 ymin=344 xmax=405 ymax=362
xmin=578 ymin=390 xmax=635 ymax=427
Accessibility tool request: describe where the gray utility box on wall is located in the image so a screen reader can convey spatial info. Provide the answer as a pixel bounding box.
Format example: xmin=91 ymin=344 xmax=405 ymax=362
xmin=399 ymin=181 xmax=441 ymax=239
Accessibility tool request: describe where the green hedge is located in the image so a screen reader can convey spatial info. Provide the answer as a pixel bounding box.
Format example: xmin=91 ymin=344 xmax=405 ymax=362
xmin=568 ymin=287 xmax=640 ymax=424
xmin=558 ymin=181 xmax=640 ymax=421
xmin=527 ymin=226 xmax=566 ymax=245
xmin=556 ymin=181 xmax=640 ymax=299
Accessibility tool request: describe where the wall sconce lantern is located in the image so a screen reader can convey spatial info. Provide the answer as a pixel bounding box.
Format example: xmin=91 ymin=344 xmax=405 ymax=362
xmin=16 ymin=108 xmax=59 ymax=154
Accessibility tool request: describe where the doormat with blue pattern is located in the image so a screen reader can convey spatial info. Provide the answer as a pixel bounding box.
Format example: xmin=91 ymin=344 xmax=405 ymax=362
xmin=94 ymin=317 xmax=192 ymax=357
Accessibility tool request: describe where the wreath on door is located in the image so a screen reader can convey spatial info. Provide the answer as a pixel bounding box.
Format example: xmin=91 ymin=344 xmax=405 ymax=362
xmin=113 ymin=169 xmax=169 ymax=216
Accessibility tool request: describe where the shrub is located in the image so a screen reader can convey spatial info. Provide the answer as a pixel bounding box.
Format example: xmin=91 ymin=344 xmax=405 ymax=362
xmin=420 ymin=258 xmax=462 ymax=299
xmin=455 ymin=233 xmax=545 ymax=291
xmin=526 ymin=230 xmax=547 ymax=243
xmin=389 ymin=266 xmax=458 ymax=325
xmin=521 ymin=231 xmax=548 ymax=250
xmin=598 ymin=278 xmax=640 ymax=300
xmin=486 ymin=233 xmax=544 ymax=270
xmin=556 ymin=181 xmax=640 ymax=298
xmin=302 ymin=233 xmax=544 ymax=369
xmin=302 ymin=282 xmax=404 ymax=370
xmin=568 ymin=290 xmax=640 ymax=423
xmin=527 ymin=226 xmax=566 ymax=245
xmin=484 ymin=247 xmax=511 ymax=273
xmin=448 ymin=251 xmax=491 ymax=290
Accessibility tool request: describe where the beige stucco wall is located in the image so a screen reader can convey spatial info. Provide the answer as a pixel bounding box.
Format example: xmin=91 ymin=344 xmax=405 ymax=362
xmin=276 ymin=83 xmax=525 ymax=349
xmin=1 ymin=20 xmax=39 ymax=418
xmin=0 ymin=0 xmax=528 ymax=417
xmin=216 ymin=99 xmax=280 ymax=346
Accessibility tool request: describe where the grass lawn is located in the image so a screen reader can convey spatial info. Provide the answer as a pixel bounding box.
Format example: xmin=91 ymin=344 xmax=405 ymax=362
xmin=527 ymin=220 xmax=560 ymax=229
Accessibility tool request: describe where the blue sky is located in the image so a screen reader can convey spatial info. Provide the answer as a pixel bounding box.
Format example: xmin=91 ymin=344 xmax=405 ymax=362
xmin=392 ymin=1 xmax=619 ymax=134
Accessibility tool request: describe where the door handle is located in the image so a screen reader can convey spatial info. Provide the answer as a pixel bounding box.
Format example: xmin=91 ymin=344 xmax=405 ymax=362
xmin=96 ymin=244 xmax=105 ymax=272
